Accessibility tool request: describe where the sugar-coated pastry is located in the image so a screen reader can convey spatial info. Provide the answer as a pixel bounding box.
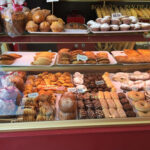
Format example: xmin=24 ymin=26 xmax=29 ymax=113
xmin=99 ymin=99 xmax=108 ymax=109
xmin=100 ymin=23 xmax=110 ymax=31
xmin=104 ymin=91 xmax=112 ymax=99
xmin=117 ymin=108 xmax=127 ymax=118
xmin=113 ymin=99 xmax=123 ymax=108
xmin=109 ymin=108 xmax=120 ymax=118
xmin=135 ymin=100 xmax=150 ymax=112
xmin=120 ymin=24 xmax=130 ymax=31
xmin=106 ymin=99 xmax=116 ymax=108
xmin=127 ymin=91 xmax=145 ymax=101
xmin=103 ymin=108 xmax=111 ymax=118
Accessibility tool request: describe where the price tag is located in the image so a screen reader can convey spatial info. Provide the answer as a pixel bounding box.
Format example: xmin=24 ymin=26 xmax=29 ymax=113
xmin=77 ymin=88 xmax=86 ymax=93
xmin=132 ymin=87 xmax=138 ymax=91
xmin=67 ymin=88 xmax=76 ymax=93
xmin=28 ymin=93 xmax=39 ymax=98
xmin=47 ymin=0 xmax=59 ymax=2
xmin=112 ymin=13 xmax=122 ymax=19
xmin=77 ymin=54 xmax=88 ymax=62
xmin=95 ymin=80 xmax=105 ymax=85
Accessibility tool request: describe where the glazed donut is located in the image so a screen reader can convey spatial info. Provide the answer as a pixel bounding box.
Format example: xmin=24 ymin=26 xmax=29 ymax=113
xmin=102 ymin=108 xmax=111 ymax=118
xmin=137 ymin=111 xmax=150 ymax=117
xmin=135 ymin=100 xmax=150 ymax=112
xmin=99 ymin=99 xmax=108 ymax=109
xmin=127 ymin=91 xmax=145 ymax=101
xmin=109 ymin=108 xmax=120 ymax=118
xmin=117 ymin=108 xmax=127 ymax=118
xmin=106 ymin=99 xmax=116 ymax=108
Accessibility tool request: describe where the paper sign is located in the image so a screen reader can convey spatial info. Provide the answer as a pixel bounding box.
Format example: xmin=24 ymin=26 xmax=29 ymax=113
xmin=28 ymin=93 xmax=39 ymax=98
xmin=67 ymin=88 xmax=76 ymax=93
xmin=112 ymin=13 xmax=122 ymax=18
xmin=77 ymin=54 xmax=88 ymax=61
xmin=95 ymin=80 xmax=105 ymax=85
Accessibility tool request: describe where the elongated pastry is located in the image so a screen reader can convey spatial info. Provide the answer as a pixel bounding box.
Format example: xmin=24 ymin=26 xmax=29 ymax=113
xmin=110 ymin=92 xmax=119 ymax=100
xmin=113 ymin=99 xmax=123 ymax=108
xmin=99 ymin=98 xmax=108 ymax=109
xmin=106 ymin=99 xmax=116 ymax=108
xmin=109 ymin=108 xmax=120 ymax=118
xmin=98 ymin=91 xmax=104 ymax=99
xmin=104 ymin=91 xmax=112 ymax=99
xmin=103 ymin=108 xmax=111 ymax=118
xmin=117 ymin=108 xmax=127 ymax=118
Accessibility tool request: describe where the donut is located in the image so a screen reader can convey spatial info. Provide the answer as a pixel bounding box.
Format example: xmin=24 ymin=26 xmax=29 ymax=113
xmin=135 ymin=100 xmax=150 ymax=112
xmin=117 ymin=108 xmax=127 ymax=118
xmin=118 ymin=93 xmax=126 ymax=99
xmin=127 ymin=91 xmax=145 ymax=101
xmin=109 ymin=108 xmax=120 ymax=118
xmin=137 ymin=111 xmax=150 ymax=117
xmin=120 ymin=98 xmax=129 ymax=105
xmin=126 ymin=110 xmax=136 ymax=117
xmin=123 ymin=103 xmax=133 ymax=111
xmin=106 ymin=99 xmax=116 ymax=108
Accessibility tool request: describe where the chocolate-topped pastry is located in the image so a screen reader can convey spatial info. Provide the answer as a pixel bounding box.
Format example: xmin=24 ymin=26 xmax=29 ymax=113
xmin=92 ymin=100 xmax=102 ymax=110
xmin=91 ymin=92 xmax=98 ymax=100
xmin=76 ymin=93 xmax=83 ymax=100
xmin=95 ymin=109 xmax=104 ymax=118
xmin=118 ymin=93 xmax=126 ymax=99
xmin=120 ymin=98 xmax=129 ymax=105
xmin=79 ymin=109 xmax=87 ymax=119
xmin=83 ymin=92 xmax=91 ymax=100
xmin=77 ymin=100 xmax=85 ymax=109
xmin=85 ymin=101 xmax=94 ymax=109
xmin=87 ymin=109 xmax=96 ymax=119
xmin=123 ymin=103 xmax=133 ymax=111
xmin=126 ymin=110 xmax=136 ymax=117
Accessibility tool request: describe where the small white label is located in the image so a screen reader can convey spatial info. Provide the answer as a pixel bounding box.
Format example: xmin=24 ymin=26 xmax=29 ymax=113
xmin=95 ymin=80 xmax=104 ymax=85
xmin=77 ymin=54 xmax=88 ymax=62
xmin=67 ymin=88 xmax=77 ymax=93
xmin=132 ymin=87 xmax=138 ymax=91
xmin=77 ymin=88 xmax=86 ymax=93
xmin=47 ymin=0 xmax=59 ymax=2
xmin=28 ymin=93 xmax=39 ymax=98
xmin=112 ymin=13 xmax=122 ymax=18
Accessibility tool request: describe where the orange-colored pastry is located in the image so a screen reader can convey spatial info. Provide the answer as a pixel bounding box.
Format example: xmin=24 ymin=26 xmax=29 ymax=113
xmin=50 ymin=21 xmax=64 ymax=32
xmin=46 ymin=15 xmax=58 ymax=24
xmin=124 ymin=49 xmax=141 ymax=57
xmin=32 ymin=10 xmax=45 ymax=24
xmin=26 ymin=21 xmax=38 ymax=32
xmin=32 ymin=57 xmax=52 ymax=65
xmin=41 ymin=9 xmax=51 ymax=18
xmin=39 ymin=21 xmax=50 ymax=32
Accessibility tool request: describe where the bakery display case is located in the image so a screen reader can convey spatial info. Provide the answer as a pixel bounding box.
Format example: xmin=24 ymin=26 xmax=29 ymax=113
xmin=1 ymin=1 xmax=150 ymax=150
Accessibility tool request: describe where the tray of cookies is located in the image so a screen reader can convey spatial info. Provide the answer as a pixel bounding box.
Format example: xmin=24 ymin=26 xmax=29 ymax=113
xmin=57 ymin=49 xmax=117 ymax=65
xmin=0 ymin=51 xmax=57 ymax=66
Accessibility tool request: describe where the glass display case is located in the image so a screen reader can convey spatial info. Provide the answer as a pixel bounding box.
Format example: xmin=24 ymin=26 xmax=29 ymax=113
xmin=0 ymin=0 xmax=150 ymax=150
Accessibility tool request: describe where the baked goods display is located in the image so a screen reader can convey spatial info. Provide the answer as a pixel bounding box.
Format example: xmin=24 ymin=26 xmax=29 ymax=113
xmin=112 ymin=49 xmax=150 ymax=63
xmin=31 ymin=52 xmax=56 ymax=65
xmin=95 ymin=5 xmax=150 ymax=19
xmin=58 ymin=92 xmax=76 ymax=120
xmin=87 ymin=16 xmax=150 ymax=33
xmin=0 ymin=53 xmax=22 ymax=65
xmin=23 ymin=72 xmax=74 ymax=95
xmin=111 ymin=71 xmax=150 ymax=92
xmin=25 ymin=7 xmax=65 ymax=32
xmin=58 ymin=49 xmax=116 ymax=65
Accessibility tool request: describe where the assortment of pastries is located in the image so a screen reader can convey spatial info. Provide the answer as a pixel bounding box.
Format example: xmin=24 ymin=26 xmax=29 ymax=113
xmin=112 ymin=49 xmax=150 ymax=63
xmin=58 ymin=49 xmax=113 ymax=64
xmin=0 ymin=53 xmax=22 ymax=65
xmin=25 ymin=7 xmax=65 ymax=32
xmin=87 ymin=16 xmax=150 ymax=32
xmin=31 ymin=52 xmax=55 ymax=65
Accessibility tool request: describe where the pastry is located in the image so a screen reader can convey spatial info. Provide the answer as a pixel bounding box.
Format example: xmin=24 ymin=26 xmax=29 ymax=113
xmin=26 ymin=21 xmax=38 ymax=32
xmin=50 ymin=21 xmax=64 ymax=32
xmin=58 ymin=110 xmax=76 ymax=120
xmin=110 ymin=25 xmax=119 ymax=31
xmin=39 ymin=21 xmax=50 ymax=32
xmin=120 ymin=24 xmax=130 ymax=31
xmin=78 ymin=109 xmax=87 ymax=119
xmin=46 ymin=15 xmax=58 ymax=24
xmin=32 ymin=10 xmax=45 ymax=24
xmin=90 ymin=23 xmax=100 ymax=31
xmin=96 ymin=52 xmax=110 ymax=64
xmin=100 ymin=23 xmax=110 ymax=31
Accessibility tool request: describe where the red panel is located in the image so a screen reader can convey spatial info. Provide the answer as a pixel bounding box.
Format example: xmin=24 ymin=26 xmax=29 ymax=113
xmin=0 ymin=34 xmax=149 ymax=43
xmin=0 ymin=125 xmax=150 ymax=150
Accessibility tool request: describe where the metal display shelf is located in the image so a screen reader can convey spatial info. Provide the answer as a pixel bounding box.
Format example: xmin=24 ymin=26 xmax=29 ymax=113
xmin=0 ymin=32 xmax=149 ymax=43
xmin=1 ymin=63 xmax=150 ymax=72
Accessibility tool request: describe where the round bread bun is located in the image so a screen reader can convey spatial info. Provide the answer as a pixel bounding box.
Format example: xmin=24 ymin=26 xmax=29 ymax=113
xmin=32 ymin=10 xmax=45 ymax=24
xmin=59 ymin=93 xmax=76 ymax=113
xmin=40 ymin=21 xmax=50 ymax=32
xmin=58 ymin=110 xmax=76 ymax=120
xmin=46 ymin=15 xmax=58 ymax=24
xmin=26 ymin=21 xmax=38 ymax=32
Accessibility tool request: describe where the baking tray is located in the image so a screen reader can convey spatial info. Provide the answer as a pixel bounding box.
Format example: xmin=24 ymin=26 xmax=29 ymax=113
xmin=91 ymin=30 xmax=150 ymax=34
xmin=57 ymin=51 xmax=117 ymax=65
xmin=1 ymin=51 xmax=57 ymax=67
xmin=29 ymin=29 xmax=90 ymax=35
